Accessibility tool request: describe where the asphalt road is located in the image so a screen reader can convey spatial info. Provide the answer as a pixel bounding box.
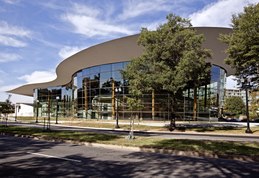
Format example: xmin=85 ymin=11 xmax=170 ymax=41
xmin=3 ymin=122 xmax=259 ymax=142
xmin=1 ymin=135 xmax=259 ymax=178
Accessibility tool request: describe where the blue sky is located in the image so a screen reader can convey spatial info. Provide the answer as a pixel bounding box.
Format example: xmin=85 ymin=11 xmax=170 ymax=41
xmin=0 ymin=0 xmax=258 ymax=104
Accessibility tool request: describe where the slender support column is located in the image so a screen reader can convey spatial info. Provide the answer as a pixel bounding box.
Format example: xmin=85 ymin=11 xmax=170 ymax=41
xmin=245 ymin=88 xmax=252 ymax=133
xmin=204 ymin=85 xmax=207 ymax=108
xmin=112 ymin=79 xmax=115 ymax=120
xmin=47 ymin=92 xmax=51 ymax=130
xmin=36 ymin=100 xmax=39 ymax=123
xmin=84 ymin=79 xmax=88 ymax=118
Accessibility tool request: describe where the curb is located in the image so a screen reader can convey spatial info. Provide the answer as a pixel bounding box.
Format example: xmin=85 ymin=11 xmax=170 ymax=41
xmin=1 ymin=132 xmax=258 ymax=163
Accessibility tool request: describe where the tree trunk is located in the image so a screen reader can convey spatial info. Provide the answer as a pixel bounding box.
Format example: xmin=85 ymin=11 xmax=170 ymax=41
xmin=128 ymin=113 xmax=136 ymax=139
xmin=152 ymin=89 xmax=155 ymax=120
xmin=193 ymin=87 xmax=197 ymax=121
xmin=169 ymin=98 xmax=176 ymax=131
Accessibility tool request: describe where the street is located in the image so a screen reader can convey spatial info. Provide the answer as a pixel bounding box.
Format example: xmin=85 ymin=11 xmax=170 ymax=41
xmin=1 ymin=135 xmax=259 ymax=177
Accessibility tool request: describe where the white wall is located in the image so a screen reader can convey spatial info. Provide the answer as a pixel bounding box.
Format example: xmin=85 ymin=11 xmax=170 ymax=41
xmin=11 ymin=104 xmax=33 ymax=117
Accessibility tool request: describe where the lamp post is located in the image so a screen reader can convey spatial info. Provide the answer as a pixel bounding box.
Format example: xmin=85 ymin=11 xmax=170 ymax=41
xmin=115 ymin=87 xmax=121 ymax=128
xmin=241 ymin=77 xmax=253 ymax=134
xmin=0 ymin=105 xmax=2 ymax=120
xmin=36 ymin=100 xmax=39 ymax=123
xmin=55 ymin=96 xmax=60 ymax=124
xmin=15 ymin=103 xmax=20 ymax=122
xmin=46 ymin=91 xmax=51 ymax=130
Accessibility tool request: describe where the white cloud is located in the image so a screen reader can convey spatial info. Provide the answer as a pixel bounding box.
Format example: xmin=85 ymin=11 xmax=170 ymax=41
xmin=58 ymin=46 xmax=86 ymax=59
xmin=2 ymin=0 xmax=20 ymax=4
xmin=61 ymin=3 xmax=134 ymax=37
xmin=189 ymin=0 xmax=259 ymax=27
xmin=0 ymin=21 xmax=31 ymax=37
xmin=72 ymin=3 xmax=100 ymax=17
xmin=0 ymin=84 xmax=21 ymax=92
xmin=119 ymin=0 xmax=171 ymax=20
xmin=18 ymin=70 xmax=56 ymax=84
xmin=0 ymin=21 xmax=31 ymax=47
xmin=141 ymin=20 xmax=165 ymax=31
xmin=62 ymin=14 xmax=133 ymax=37
xmin=0 ymin=35 xmax=27 ymax=47
xmin=0 ymin=70 xmax=8 ymax=85
xmin=0 ymin=52 xmax=21 ymax=63
xmin=0 ymin=69 xmax=7 ymax=76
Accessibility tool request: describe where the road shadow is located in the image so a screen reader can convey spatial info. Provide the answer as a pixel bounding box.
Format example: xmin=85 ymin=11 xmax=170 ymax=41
xmin=122 ymin=151 xmax=259 ymax=177
xmin=1 ymin=135 xmax=259 ymax=177
xmin=139 ymin=139 xmax=259 ymax=161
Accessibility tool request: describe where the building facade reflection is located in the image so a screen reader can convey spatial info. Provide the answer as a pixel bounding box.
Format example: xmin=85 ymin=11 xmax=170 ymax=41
xmin=34 ymin=62 xmax=226 ymax=121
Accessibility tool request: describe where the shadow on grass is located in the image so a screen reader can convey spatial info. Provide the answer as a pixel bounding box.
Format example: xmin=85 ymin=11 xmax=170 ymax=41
xmin=47 ymin=131 xmax=120 ymax=143
xmin=191 ymin=126 xmax=240 ymax=132
xmin=140 ymin=139 xmax=259 ymax=161
xmin=0 ymin=125 xmax=120 ymax=143
xmin=167 ymin=125 xmax=241 ymax=133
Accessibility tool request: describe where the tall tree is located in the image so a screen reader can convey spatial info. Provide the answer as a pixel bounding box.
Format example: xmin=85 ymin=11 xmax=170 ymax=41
xmin=123 ymin=14 xmax=211 ymax=130
xmin=220 ymin=3 xmax=259 ymax=88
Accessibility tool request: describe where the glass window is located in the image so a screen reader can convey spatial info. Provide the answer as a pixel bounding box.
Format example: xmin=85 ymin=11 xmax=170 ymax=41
xmin=90 ymin=66 xmax=100 ymax=74
xmin=77 ymin=71 xmax=82 ymax=77
xmin=112 ymin=62 xmax=123 ymax=71
xmin=211 ymin=65 xmax=220 ymax=83
xmin=100 ymin=72 xmax=112 ymax=81
xmin=100 ymin=64 xmax=112 ymax=72
xmin=123 ymin=61 xmax=130 ymax=68
xmin=100 ymin=87 xmax=112 ymax=95
xmin=90 ymin=80 xmax=100 ymax=89
xmin=82 ymin=68 xmax=90 ymax=77
xmin=112 ymin=70 xmax=122 ymax=80
xmin=100 ymin=79 xmax=112 ymax=88
xmin=90 ymin=73 xmax=100 ymax=80
xmin=73 ymin=76 xmax=77 ymax=88
xmin=77 ymin=76 xmax=82 ymax=89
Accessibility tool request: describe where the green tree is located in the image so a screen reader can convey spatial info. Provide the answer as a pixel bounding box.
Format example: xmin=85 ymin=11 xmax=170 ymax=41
xmin=123 ymin=14 xmax=211 ymax=130
xmin=224 ymin=96 xmax=245 ymax=115
xmin=250 ymin=91 xmax=259 ymax=118
xmin=0 ymin=96 xmax=15 ymax=126
xmin=220 ymin=3 xmax=259 ymax=88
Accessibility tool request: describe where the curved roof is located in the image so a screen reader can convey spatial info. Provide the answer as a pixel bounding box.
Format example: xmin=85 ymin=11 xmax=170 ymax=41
xmin=8 ymin=27 xmax=233 ymax=97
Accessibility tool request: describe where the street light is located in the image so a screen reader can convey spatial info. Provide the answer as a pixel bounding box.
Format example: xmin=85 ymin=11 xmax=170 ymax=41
xmin=36 ymin=100 xmax=39 ymax=123
xmin=15 ymin=103 xmax=20 ymax=122
xmin=55 ymin=96 xmax=60 ymax=124
xmin=241 ymin=77 xmax=253 ymax=134
xmin=115 ymin=87 xmax=121 ymax=128
xmin=0 ymin=105 xmax=2 ymax=120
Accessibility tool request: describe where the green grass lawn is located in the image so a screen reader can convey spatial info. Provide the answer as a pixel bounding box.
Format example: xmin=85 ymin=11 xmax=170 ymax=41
xmin=15 ymin=117 xmax=259 ymax=135
xmin=1 ymin=125 xmax=259 ymax=161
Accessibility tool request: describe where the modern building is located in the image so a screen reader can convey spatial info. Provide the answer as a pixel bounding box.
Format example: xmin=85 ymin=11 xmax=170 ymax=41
xmin=225 ymin=89 xmax=247 ymax=104
xmin=9 ymin=27 xmax=234 ymax=121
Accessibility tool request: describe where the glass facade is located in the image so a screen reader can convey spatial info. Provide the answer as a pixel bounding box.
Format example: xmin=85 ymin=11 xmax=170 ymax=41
xmin=34 ymin=62 xmax=226 ymax=121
